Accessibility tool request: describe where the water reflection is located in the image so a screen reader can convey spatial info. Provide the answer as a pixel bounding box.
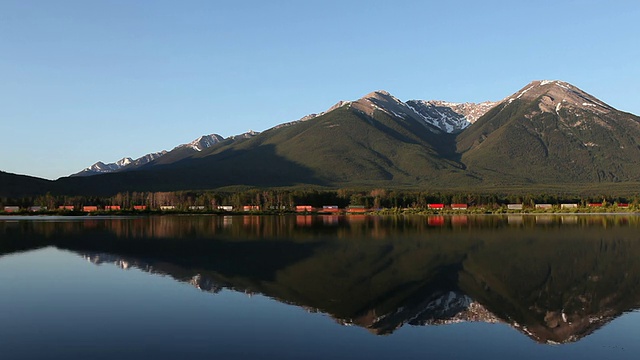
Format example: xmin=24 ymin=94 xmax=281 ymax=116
xmin=2 ymin=214 xmax=640 ymax=345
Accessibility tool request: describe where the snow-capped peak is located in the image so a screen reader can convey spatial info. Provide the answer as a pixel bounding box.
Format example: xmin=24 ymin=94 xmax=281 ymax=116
xmin=116 ymin=157 xmax=133 ymax=167
xmin=179 ymin=134 xmax=225 ymax=152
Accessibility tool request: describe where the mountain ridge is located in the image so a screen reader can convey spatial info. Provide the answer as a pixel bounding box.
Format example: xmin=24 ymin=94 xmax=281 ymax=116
xmin=71 ymin=93 xmax=496 ymax=178
xmin=71 ymin=132 xmax=257 ymax=177
xmin=71 ymin=151 xmax=168 ymax=177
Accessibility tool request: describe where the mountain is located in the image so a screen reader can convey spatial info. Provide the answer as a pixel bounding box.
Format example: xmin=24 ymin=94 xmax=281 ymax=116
xmin=140 ymin=92 xmax=466 ymax=189
xmin=6 ymin=80 xmax=640 ymax=196
xmin=49 ymin=91 xmax=474 ymax=194
xmin=457 ymin=80 xmax=640 ymax=184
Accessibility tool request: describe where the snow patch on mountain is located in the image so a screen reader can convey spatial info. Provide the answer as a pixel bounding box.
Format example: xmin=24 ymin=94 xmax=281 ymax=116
xmin=406 ymin=100 xmax=497 ymax=133
xmin=350 ymin=91 xmax=444 ymax=133
xmin=328 ymin=90 xmax=496 ymax=134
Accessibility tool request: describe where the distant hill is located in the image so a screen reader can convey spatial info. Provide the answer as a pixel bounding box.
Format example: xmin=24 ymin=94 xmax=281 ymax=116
xmin=4 ymin=80 xmax=640 ymax=196
xmin=0 ymin=171 xmax=53 ymax=197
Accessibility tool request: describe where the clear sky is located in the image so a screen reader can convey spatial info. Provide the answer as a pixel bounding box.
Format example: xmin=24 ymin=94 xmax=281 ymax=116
xmin=1 ymin=0 xmax=639 ymax=180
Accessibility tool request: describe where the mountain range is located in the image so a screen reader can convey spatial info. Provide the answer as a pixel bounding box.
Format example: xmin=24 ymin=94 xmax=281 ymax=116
xmin=3 ymin=80 xmax=640 ymax=196
xmin=71 ymin=133 xmax=258 ymax=176
xmin=72 ymin=151 xmax=168 ymax=177
xmin=70 ymin=94 xmax=491 ymax=178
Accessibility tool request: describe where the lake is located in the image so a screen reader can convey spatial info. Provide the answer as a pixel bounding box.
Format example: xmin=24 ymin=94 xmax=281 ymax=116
xmin=1 ymin=214 xmax=640 ymax=359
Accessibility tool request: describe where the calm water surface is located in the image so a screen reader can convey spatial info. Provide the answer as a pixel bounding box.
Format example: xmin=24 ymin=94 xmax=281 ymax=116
xmin=1 ymin=215 xmax=640 ymax=359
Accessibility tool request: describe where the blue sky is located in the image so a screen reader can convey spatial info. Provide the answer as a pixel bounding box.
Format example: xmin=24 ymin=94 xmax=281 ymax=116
xmin=1 ymin=0 xmax=639 ymax=179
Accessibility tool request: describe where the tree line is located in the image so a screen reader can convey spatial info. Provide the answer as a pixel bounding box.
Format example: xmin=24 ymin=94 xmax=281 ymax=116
xmin=1 ymin=188 xmax=639 ymax=212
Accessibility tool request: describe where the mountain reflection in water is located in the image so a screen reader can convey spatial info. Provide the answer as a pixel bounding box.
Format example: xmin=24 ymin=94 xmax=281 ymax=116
xmin=2 ymin=214 xmax=640 ymax=345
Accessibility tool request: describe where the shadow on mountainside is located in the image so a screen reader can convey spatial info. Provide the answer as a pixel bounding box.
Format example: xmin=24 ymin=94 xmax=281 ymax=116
xmin=53 ymin=144 xmax=328 ymax=195
xmin=352 ymin=108 xmax=466 ymax=171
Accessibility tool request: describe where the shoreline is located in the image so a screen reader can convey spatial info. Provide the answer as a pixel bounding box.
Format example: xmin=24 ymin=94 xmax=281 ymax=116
xmin=1 ymin=209 xmax=639 ymax=218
